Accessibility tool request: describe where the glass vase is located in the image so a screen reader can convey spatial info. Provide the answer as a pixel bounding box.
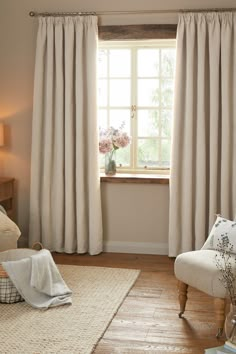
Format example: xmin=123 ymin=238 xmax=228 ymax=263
xmin=105 ymin=150 xmax=116 ymax=176
xmin=225 ymin=304 xmax=236 ymax=347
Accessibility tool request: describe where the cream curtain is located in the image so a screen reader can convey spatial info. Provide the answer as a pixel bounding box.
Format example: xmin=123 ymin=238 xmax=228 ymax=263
xmin=29 ymin=16 xmax=103 ymax=255
xmin=169 ymin=12 xmax=236 ymax=256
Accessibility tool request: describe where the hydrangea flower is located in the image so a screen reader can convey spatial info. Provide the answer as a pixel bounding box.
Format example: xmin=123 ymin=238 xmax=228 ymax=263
xmin=99 ymin=138 xmax=113 ymax=154
xmin=113 ymin=132 xmax=131 ymax=148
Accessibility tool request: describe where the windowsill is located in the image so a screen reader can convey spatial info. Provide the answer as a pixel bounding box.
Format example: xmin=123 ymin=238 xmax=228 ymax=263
xmin=100 ymin=173 xmax=169 ymax=184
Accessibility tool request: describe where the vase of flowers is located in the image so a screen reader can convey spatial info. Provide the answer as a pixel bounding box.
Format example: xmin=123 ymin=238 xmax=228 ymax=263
xmin=225 ymin=303 xmax=236 ymax=348
xmin=99 ymin=125 xmax=131 ymax=176
xmin=215 ymin=234 xmax=236 ymax=346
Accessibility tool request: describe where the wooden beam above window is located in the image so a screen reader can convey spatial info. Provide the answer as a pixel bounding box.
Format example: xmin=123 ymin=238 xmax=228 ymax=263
xmin=98 ymin=24 xmax=177 ymax=40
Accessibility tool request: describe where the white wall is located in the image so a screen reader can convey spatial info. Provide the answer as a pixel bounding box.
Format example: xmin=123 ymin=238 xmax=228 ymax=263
xmin=0 ymin=0 xmax=235 ymax=253
xmin=101 ymin=183 xmax=169 ymax=254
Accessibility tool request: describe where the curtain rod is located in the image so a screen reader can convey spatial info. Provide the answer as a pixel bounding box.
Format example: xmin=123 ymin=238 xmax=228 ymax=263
xmin=29 ymin=11 xmax=96 ymax=17
xmin=29 ymin=8 xmax=236 ymax=17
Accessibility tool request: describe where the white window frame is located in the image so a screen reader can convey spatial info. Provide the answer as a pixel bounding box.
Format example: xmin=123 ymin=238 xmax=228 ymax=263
xmin=98 ymin=39 xmax=176 ymax=174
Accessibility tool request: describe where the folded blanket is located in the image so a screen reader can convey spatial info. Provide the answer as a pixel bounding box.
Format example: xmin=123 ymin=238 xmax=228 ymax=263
xmin=2 ymin=249 xmax=72 ymax=309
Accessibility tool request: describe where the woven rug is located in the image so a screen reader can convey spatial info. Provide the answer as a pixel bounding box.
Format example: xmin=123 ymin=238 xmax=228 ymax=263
xmin=0 ymin=265 xmax=140 ymax=354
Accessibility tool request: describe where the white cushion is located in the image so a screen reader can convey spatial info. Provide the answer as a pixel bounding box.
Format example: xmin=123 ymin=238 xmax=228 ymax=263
xmin=174 ymin=249 xmax=228 ymax=298
xmin=202 ymin=216 xmax=236 ymax=252
xmin=0 ymin=210 xmax=21 ymax=251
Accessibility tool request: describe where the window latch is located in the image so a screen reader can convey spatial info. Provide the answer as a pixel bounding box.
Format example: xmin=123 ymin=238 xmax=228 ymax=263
xmin=131 ymin=105 xmax=136 ymax=118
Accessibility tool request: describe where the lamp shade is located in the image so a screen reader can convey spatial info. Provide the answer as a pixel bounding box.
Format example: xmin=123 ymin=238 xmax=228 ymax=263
xmin=0 ymin=123 xmax=4 ymax=147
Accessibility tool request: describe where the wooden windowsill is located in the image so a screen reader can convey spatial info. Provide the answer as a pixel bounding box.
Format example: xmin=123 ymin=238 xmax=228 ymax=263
xmin=100 ymin=173 xmax=169 ymax=184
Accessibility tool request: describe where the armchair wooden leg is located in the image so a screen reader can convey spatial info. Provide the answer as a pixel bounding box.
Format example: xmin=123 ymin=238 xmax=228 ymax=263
xmin=214 ymin=297 xmax=226 ymax=338
xmin=177 ymin=280 xmax=188 ymax=318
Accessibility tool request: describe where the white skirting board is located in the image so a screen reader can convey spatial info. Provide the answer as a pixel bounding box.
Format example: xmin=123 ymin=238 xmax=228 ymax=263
xmin=104 ymin=241 xmax=168 ymax=255
xmin=19 ymin=238 xmax=168 ymax=255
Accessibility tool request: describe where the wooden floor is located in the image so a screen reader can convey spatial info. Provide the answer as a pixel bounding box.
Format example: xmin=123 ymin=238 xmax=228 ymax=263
xmin=52 ymin=252 xmax=225 ymax=354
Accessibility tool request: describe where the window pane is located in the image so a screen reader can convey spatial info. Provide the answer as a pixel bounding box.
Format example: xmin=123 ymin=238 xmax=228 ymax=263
xmin=161 ymin=48 xmax=176 ymax=77
xmin=98 ymin=49 xmax=107 ymax=78
xmin=116 ymin=146 xmax=131 ymax=167
xmin=98 ymin=109 xmax=107 ymax=130
xmin=137 ymin=110 xmax=159 ymax=137
xmin=138 ymin=79 xmax=160 ymax=107
xmin=109 ymin=49 xmax=131 ymax=77
xmin=137 ymin=49 xmax=159 ymax=77
xmin=161 ymin=110 xmax=172 ymax=138
xmin=161 ymin=79 xmax=174 ymax=108
xmin=98 ymin=79 xmax=107 ymax=106
xmin=110 ymin=79 xmax=131 ymax=106
xmin=137 ymin=139 xmax=159 ymax=167
xmin=160 ymin=139 xmax=171 ymax=167
xmin=110 ymin=109 xmax=130 ymax=135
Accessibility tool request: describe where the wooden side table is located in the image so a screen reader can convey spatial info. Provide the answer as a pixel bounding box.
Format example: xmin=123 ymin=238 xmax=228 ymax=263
xmin=0 ymin=177 xmax=15 ymax=218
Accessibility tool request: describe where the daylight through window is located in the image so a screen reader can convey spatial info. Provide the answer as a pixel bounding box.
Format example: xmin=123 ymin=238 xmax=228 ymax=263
xmin=98 ymin=40 xmax=176 ymax=173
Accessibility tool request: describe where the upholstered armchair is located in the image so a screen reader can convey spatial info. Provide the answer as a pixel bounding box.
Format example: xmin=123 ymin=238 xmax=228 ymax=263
xmin=174 ymin=215 xmax=236 ymax=338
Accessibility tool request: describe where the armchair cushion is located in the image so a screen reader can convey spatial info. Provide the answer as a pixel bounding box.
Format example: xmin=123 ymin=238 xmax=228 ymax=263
xmin=201 ymin=216 xmax=236 ymax=252
xmin=174 ymin=249 xmax=228 ymax=298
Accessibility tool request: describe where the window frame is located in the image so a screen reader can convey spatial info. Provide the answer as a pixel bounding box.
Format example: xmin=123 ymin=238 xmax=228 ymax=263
xmin=98 ymin=25 xmax=177 ymax=175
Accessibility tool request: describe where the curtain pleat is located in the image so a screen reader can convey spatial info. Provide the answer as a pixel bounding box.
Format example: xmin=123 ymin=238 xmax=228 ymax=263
xmin=29 ymin=16 xmax=103 ymax=255
xmin=52 ymin=20 xmax=64 ymax=251
xmin=169 ymin=12 xmax=236 ymax=256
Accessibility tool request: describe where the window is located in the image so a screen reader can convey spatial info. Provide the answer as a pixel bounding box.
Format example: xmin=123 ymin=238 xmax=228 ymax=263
xmin=98 ymin=40 xmax=176 ymax=173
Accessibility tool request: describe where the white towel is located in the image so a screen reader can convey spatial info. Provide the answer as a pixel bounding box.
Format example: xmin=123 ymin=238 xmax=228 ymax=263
xmin=2 ymin=249 xmax=72 ymax=309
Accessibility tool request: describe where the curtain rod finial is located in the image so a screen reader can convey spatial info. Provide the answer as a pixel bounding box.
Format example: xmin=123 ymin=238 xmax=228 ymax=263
xmin=29 ymin=11 xmax=36 ymax=17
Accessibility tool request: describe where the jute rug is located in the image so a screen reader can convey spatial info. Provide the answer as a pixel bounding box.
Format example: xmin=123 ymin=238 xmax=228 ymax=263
xmin=0 ymin=265 xmax=140 ymax=354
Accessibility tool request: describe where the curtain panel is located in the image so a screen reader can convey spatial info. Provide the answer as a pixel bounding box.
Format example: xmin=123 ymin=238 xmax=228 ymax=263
xmin=169 ymin=12 xmax=236 ymax=256
xmin=29 ymin=16 xmax=103 ymax=255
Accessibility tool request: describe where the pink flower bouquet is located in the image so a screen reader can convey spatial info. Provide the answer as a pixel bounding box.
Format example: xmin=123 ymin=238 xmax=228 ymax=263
xmin=99 ymin=126 xmax=131 ymax=175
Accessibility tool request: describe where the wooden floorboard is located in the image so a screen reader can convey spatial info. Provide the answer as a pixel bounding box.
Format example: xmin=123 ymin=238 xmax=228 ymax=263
xmin=52 ymin=252 xmax=225 ymax=354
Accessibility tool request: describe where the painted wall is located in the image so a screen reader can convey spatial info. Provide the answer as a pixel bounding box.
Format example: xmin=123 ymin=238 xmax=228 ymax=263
xmin=101 ymin=183 xmax=169 ymax=254
xmin=0 ymin=0 xmax=235 ymax=254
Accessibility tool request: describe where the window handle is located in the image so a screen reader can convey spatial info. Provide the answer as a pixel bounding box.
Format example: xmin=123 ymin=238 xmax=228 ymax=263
xmin=131 ymin=105 xmax=136 ymax=118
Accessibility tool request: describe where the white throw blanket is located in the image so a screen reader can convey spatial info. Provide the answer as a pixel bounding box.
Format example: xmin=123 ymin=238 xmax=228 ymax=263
xmin=2 ymin=249 xmax=72 ymax=309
